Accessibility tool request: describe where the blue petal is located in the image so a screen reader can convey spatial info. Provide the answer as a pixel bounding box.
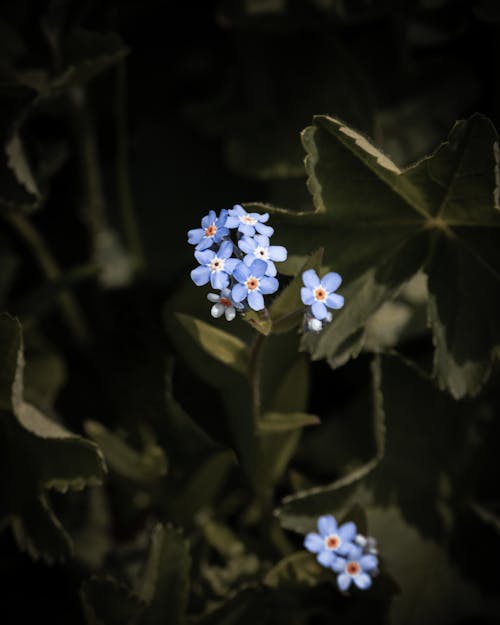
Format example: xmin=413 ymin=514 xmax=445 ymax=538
xmin=303 ymin=533 xmax=324 ymax=554
xmin=338 ymin=522 xmax=357 ymax=544
xmin=224 ymin=258 xmax=239 ymax=274
xmin=326 ymin=293 xmax=344 ymax=310
xmin=268 ymin=245 xmax=287 ymax=262
xmin=188 ymin=228 xmax=204 ymax=244
xmin=191 ymin=266 xmax=210 ymax=286
xmin=254 ymin=234 xmax=270 ymax=248
xmin=243 ymin=254 xmax=254 ymax=266
xmin=344 ymin=543 xmax=363 ymax=560
xmin=218 ymin=240 xmax=234 ymax=259
xmin=231 ymin=204 xmax=245 ymax=216
xmin=216 ymin=209 xmax=228 ymax=226
xmin=354 ymin=573 xmax=372 ymax=590
xmin=248 ymin=290 xmax=264 ymax=311
xmin=249 ymin=259 xmax=267 ymax=278
xmin=360 ymin=554 xmax=378 ymax=572
xmin=264 ymin=260 xmax=277 ymax=277
xmin=201 ymin=211 xmax=215 ymax=228
xmin=312 ymin=301 xmax=327 ymax=320
xmin=239 ymin=223 xmax=255 ymax=237
xmin=238 ymin=236 xmax=257 ymax=254
xmin=257 ymin=212 xmax=269 ymax=223
xmin=337 ymin=573 xmax=352 ymax=592
xmin=301 ymin=287 xmax=314 ymax=305
xmin=225 ymin=216 xmax=240 ymax=228
xmin=255 ymin=222 xmax=274 ymax=237
xmin=233 ymin=261 xmax=250 ymax=283
xmin=194 ymin=249 xmax=215 ymax=265
xmin=331 ymin=557 xmax=346 ymax=573
xmin=317 ymin=550 xmax=335 ymax=567
xmin=321 ymin=272 xmax=342 ymax=292
xmin=302 ymin=269 xmax=320 ymax=288
xmin=318 ymin=515 xmax=337 ymax=537
xmin=232 ymin=283 xmax=248 ymax=303
xmin=196 ymin=238 xmax=214 ymax=251
xmin=211 ymin=271 xmax=229 ymax=290
xmin=259 ymin=276 xmax=279 ymax=294
xmin=214 ymin=227 xmax=229 ymax=242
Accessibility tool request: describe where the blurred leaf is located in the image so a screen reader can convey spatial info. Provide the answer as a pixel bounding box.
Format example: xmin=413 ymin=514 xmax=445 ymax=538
xmin=268 ymin=247 xmax=324 ymax=334
xmin=82 ymin=576 xmax=144 ymax=625
xmin=0 ymin=314 xmax=106 ymax=561
xmin=256 ymin=411 xmax=319 ymax=433
xmin=139 ymin=524 xmax=191 ymax=625
xmin=257 ymin=114 xmax=500 ymax=398
xmin=242 ymin=308 xmax=272 ymax=336
xmin=24 ymin=333 xmax=66 ymax=411
xmin=175 ymin=313 xmax=250 ymax=378
xmin=84 ymin=420 xmax=167 ymax=484
xmin=263 ymin=551 xmax=333 ymax=588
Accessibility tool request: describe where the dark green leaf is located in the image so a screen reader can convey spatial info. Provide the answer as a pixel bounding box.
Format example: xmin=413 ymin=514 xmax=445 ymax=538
xmin=256 ymin=411 xmax=319 ymax=433
xmin=82 ymin=576 xmax=144 ymax=625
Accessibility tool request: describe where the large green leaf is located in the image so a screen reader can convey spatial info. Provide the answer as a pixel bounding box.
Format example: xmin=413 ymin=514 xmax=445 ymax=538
xmin=249 ymin=113 xmax=500 ymax=397
xmin=0 ymin=314 xmax=106 ymax=561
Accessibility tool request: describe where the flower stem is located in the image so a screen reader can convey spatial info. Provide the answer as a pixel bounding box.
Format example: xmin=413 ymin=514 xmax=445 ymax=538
xmin=248 ymin=330 xmax=266 ymax=421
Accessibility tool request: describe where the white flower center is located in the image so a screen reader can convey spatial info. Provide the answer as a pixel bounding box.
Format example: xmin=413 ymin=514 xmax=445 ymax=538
xmin=240 ymin=215 xmax=256 ymax=225
xmin=254 ymin=246 xmax=269 ymax=260
xmin=346 ymin=561 xmax=361 ymax=577
xmin=325 ymin=534 xmax=341 ymax=550
xmin=313 ymin=286 xmax=327 ymax=302
xmin=210 ymin=257 xmax=225 ymax=272
xmin=245 ymin=276 xmax=260 ymax=291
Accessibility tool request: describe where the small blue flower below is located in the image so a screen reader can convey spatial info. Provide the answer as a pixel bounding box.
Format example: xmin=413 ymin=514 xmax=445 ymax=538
xmin=303 ymin=514 xmax=357 ymax=568
xmin=301 ymin=269 xmax=344 ymax=321
xmin=190 ymin=241 xmax=239 ymax=289
xmin=331 ymin=543 xmax=379 ymax=592
xmin=231 ymin=259 xmax=278 ymax=311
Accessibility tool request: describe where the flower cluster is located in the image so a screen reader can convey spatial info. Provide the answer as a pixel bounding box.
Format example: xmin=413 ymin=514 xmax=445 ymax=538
xmin=304 ymin=514 xmax=379 ymax=591
xmin=301 ymin=269 xmax=344 ymax=332
xmin=188 ymin=205 xmax=288 ymax=319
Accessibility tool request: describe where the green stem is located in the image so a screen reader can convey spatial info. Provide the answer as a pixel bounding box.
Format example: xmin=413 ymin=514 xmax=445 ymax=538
xmin=248 ymin=330 xmax=266 ymax=422
xmin=115 ymin=62 xmax=145 ymax=270
xmin=4 ymin=211 xmax=91 ymax=345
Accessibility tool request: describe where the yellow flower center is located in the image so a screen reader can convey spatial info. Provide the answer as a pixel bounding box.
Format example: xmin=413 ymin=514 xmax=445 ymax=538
xmin=205 ymin=224 xmax=217 ymax=237
xmin=246 ymin=277 xmax=259 ymax=291
xmin=241 ymin=215 xmax=256 ymax=225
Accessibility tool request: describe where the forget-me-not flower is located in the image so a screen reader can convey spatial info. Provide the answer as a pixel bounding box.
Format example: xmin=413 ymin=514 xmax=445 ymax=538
xmin=188 ymin=209 xmax=229 ymax=251
xmin=207 ymin=288 xmax=243 ymax=321
xmin=225 ymin=204 xmax=274 ymax=238
xmin=303 ymin=514 xmax=357 ymax=568
xmin=331 ymin=543 xmax=378 ymax=591
xmin=301 ymin=269 xmax=344 ymax=321
xmin=231 ymin=259 xmax=278 ymax=311
xmin=238 ymin=234 xmax=287 ymax=277
xmin=191 ymin=241 xmax=239 ymax=289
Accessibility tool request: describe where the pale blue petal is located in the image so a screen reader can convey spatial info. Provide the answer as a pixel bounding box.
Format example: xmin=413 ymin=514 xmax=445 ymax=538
xmin=196 ymin=238 xmax=214 ymax=251
xmin=321 ymin=272 xmax=342 ymax=292
xmin=231 ymin=204 xmax=245 ymax=215
xmin=337 ymin=573 xmax=352 ymax=592
xmin=214 ymin=227 xmax=229 ymax=241
xmin=194 ymin=249 xmax=214 ymax=265
xmin=248 ymin=290 xmax=264 ymax=311
xmin=232 ymin=283 xmax=248 ymax=303
xmin=188 ymin=228 xmax=204 ymax=244
xmin=312 ymin=301 xmax=327 ymax=320
xmin=257 ymin=212 xmax=269 ymax=223
xmin=331 ymin=557 xmax=346 ymax=573
xmin=303 ymin=533 xmax=324 ymax=554
xmin=239 ymin=223 xmax=255 ymax=236
xmin=201 ymin=211 xmax=214 ymax=228
xmin=218 ymin=240 xmax=233 ymax=259
xmin=191 ymin=266 xmax=210 ymax=286
xmin=249 ymin=259 xmax=267 ymax=278
xmin=238 ymin=237 xmax=257 ymax=254
xmin=318 ymin=515 xmax=337 ymax=537
xmin=211 ymin=271 xmax=229 ymax=290
xmin=224 ymin=258 xmax=239 ymax=274
xmin=302 ymin=269 xmax=320 ymax=288
xmin=268 ymin=245 xmax=287 ymax=262
xmin=243 ymin=254 xmax=254 ymax=266
xmin=326 ymin=293 xmax=344 ymax=310
xmin=264 ymin=261 xmax=277 ymax=277
xmin=344 ymin=544 xmax=363 ymax=560
xmin=254 ymin=234 xmax=269 ymax=247
xmin=259 ymin=276 xmax=279 ymax=294
xmin=360 ymin=554 xmax=378 ymax=572
xmin=225 ymin=216 xmax=240 ymax=228
xmin=338 ymin=522 xmax=357 ymax=544
xmin=354 ymin=573 xmax=372 ymax=590
xmin=216 ymin=209 xmax=228 ymax=226
xmin=301 ymin=287 xmax=314 ymax=305
xmin=317 ymin=550 xmax=335 ymax=567
xmin=233 ymin=261 xmax=250 ymax=283
xmin=255 ymin=222 xmax=274 ymax=237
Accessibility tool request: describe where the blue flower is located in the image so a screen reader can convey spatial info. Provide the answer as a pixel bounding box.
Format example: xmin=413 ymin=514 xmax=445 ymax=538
xmin=225 ymin=204 xmax=274 ymax=237
xmin=238 ymin=235 xmax=287 ymax=277
xmin=191 ymin=241 xmax=239 ymax=289
xmin=301 ymin=269 xmax=344 ymax=321
xmin=303 ymin=514 xmax=357 ymax=568
xmin=188 ymin=209 xmax=229 ymax=251
xmin=331 ymin=543 xmax=378 ymax=591
xmin=207 ymin=288 xmax=243 ymax=321
xmin=231 ymin=259 xmax=278 ymax=311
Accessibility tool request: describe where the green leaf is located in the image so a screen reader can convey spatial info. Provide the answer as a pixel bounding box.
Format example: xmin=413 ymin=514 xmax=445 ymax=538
xmin=84 ymin=420 xmax=167 ymax=484
xmin=0 ymin=314 xmax=106 ymax=560
xmin=82 ymin=576 xmax=144 ymax=625
xmin=256 ymin=411 xmax=320 ymax=434
xmin=259 ymin=114 xmax=500 ymax=397
xmin=175 ymin=313 xmax=250 ymax=378
xmin=268 ymin=247 xmax=324 ymax=334
xmin=139 ymin=524 xmax=191 ymax=625
xmin=263 ymin=551 xmax=333 ymax=588
xmin=242 ymin=308 xmax=272 ymax=336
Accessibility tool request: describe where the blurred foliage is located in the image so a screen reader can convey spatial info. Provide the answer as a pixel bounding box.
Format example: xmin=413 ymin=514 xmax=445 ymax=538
xmin=1 ymin=1 xmax=500 ymax=624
